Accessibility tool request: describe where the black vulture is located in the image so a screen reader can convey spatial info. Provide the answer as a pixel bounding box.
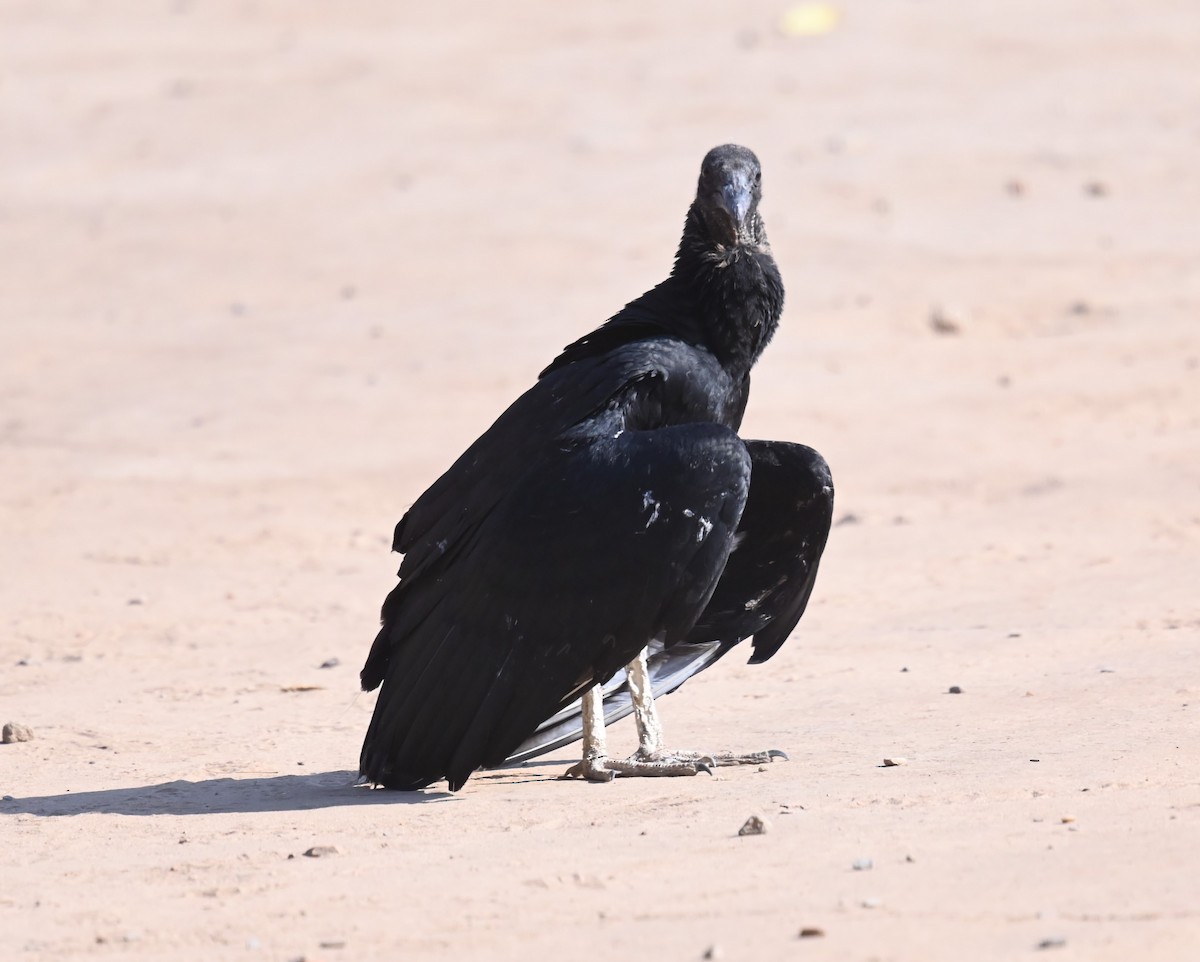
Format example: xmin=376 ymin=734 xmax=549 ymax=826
xmin=360 ymin=144 xmax=834 ymax=791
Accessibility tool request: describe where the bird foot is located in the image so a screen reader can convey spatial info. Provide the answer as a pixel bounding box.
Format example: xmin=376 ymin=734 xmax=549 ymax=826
xmin=703 ymin=748 xmax=790 ymax=767
xmin=609 ymin=747 xmax=787 ymax=774
xmin=562 ymin=753 xmax=616 ymax=783
xmin=563 ymin=748 xmax=787 ymax=782
xmin=562 ymin=749 xmax=716 ymax=780
xmin=605 ymin=748 xmax=717 ymax=777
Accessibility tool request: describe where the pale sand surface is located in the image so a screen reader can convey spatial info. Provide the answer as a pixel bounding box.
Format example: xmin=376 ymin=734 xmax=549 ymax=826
xmin=3 ymin=2 xmax=1199 ymax=959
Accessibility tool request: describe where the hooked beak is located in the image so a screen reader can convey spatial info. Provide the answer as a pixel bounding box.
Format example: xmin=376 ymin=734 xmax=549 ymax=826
xmin=717 ymin=173 xmax=755 ymax=231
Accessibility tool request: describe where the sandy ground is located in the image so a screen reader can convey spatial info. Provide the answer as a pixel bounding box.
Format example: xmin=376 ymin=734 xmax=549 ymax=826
xmin=3 ymin=1 xmax=1199 ymax=959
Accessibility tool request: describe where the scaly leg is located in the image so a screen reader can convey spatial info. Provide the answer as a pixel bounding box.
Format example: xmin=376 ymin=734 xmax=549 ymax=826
xmin=623 ymin=648 xmax=789 ymax=772
xmin=628 ymin=645 xmax=664 ymax=756
xmin=603 ymin=648 xmax=717 ymax=776
xmin=562 ymin=655 xmax=711 ymax=780
xmin=563 ymin=649 xmax=788 ymax=781
xmin=562 ymin=685 xmax=614 ymax=782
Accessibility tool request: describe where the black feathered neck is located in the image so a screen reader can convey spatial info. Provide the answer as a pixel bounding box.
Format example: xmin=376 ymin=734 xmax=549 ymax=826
xmin=542 ymin=203 xmax=783 ymax=381
xmin=668 ymin=201 xmax=782 ymax=379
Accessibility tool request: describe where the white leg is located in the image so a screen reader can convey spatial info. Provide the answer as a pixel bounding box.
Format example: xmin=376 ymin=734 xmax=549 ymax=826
xmin=626 ymin=647 xmax=663 ymax=756
xmin=562 ymin=685 xmax=614 ymax=782
xmin=614 ymin=648 xmax=789 ymax=776
xmin=562 ymin=649 xmax=789 ymax=783
xmin=603 ymin=649 xmax=715 ymax=778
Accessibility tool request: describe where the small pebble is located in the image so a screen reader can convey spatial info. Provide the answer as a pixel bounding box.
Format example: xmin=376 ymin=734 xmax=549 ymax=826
xmin=2 ymin=722 xmax=34 ymax=743
xmin=319 ymin=657 xmax=341 ymax=669
xmin=303 ymin=845 xmax=343 ymax=858
xmin=948 ymin=685 xmax=963 ymax=694
xmin=852 ymin=857 xmax=873 ymax=871
xmin=2 ymin=795 xmax=14 ymax=802
xmin=1037 ymin=936 xmax=1067 ymax=950
xmin=319 ymin=940 xmax=347 ymax=949
xmin=882 ymin=757 xmax=907 ymax=767
xmin=738 ymin=815 xmax=768 ymax=836
xmin=929 ymin=304 xmax=965 ymax=335
xmin=1060 ymin=815 xmax=1076 ymax=824
xmin=798 ymin=927 xmax=825 ymax=938
xmin=861 ymin=897 xmax=882 ymax=909
xmin=702 ymin=944 xmax=723 ymax=960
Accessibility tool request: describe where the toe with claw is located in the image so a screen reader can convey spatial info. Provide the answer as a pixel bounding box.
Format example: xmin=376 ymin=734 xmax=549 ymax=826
xmin=606 ymin=750 xmax=717 ymax=778
xmin=705 ymin=748 xmax=789 ymax=767
xmin=563 ymin=751 xmax=616 ymax=782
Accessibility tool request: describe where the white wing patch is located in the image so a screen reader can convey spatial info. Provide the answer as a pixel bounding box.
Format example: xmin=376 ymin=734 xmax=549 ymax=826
xmin=642 ymin=490 xmax=662 ymax=527
xmin=682 ymin=508 xmax=713 ymax=542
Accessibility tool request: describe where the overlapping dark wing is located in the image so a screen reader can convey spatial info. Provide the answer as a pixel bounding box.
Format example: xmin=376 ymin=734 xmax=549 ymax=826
xmin=688 ymin=440 xmax=834 ymax=663
xmin=359 ymin=340 xmax=752 ymax=791
xmin=504 ymin=439 xmax=833 ymax=765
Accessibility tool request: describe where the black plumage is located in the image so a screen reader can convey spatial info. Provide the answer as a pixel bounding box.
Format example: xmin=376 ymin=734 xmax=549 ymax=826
xmin=360 ymin=145 xmax=833 ymax=791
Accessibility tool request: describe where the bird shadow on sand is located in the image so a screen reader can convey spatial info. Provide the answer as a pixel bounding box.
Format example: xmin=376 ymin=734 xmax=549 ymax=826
xmin=3 ymin=758 xmax=582 ymax=817
xmin=2 ymin=769 xmax=459 ymax=817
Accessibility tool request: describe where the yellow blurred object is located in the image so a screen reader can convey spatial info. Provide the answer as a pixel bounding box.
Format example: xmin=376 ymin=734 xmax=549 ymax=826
xmin=780 ymin=3 xmax=841 ymax=37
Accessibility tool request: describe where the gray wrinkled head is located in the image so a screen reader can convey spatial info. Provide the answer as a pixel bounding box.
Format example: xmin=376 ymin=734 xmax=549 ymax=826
xmin=694 ymin=144 xmax=763 ymax=245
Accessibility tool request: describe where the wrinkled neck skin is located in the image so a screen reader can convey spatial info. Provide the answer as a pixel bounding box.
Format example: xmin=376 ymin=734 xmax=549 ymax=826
xmin=663 ymin=202 xmax=784 ymax=382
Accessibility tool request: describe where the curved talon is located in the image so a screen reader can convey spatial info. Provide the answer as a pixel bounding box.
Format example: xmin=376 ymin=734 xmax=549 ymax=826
xmin=563 ymin=760 xmax=616 ymax=782
xmin=767 ymin=749 xmax=790 ymax=762
xmin=696 ymin=757 xmax=717 ymax=776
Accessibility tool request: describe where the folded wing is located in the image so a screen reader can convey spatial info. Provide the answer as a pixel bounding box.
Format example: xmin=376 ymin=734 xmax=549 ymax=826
xmin=504 ymin=439 xmax=833 ymax=765
xmin=360 ymin=421 xmax=752 ymax=791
